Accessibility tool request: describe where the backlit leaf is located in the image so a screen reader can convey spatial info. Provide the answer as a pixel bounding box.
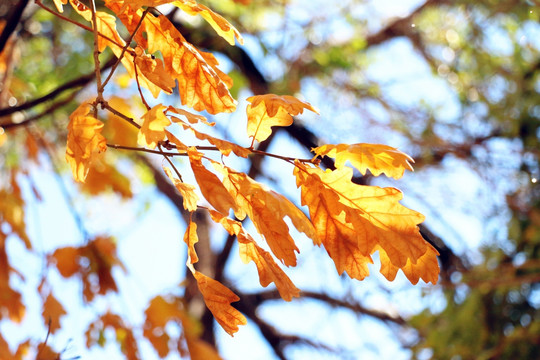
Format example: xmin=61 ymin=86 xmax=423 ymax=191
xmin=189 ymin=151 xmax=238 ymax=215
xmin=65 ymin=101 xmax=107 ymax=182
xmin=163 ymin=166 xmax=199 ymax=212
xmin=173 ymin=0 xmax=244 ymax=46
xmin=177 ymin=121 xmax=250 ymax=157
xmin=190 ymin=270 xmax=246 ymax=336
xmin=313 ymin=143 xmax=415 ymax=179
xmin=246 ymin=94 xmax=319 ymax=143
xmin=137 ymin=104 xmax=170 ymax=149
xmin=42 ymin=293 xmax=67 ymax=334
xmin=183 ymin=217 xmax=199 ymax=264
xmin=379 ymin=244 xmax=440 ymax=284
xmin=82 ymin=158 xmax=133 ymax=198
xmin=294 ymin=161 xmax=437 ymax=282
xmin=216 ymin=164 xmax=317 ymax=266
xmin=134 ymin=46 xmax=175 ymax=94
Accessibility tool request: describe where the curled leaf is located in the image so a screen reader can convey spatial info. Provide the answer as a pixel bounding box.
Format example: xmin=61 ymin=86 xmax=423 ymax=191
xmin=246 ymin=94 xmax=319 ymax=143
xmin=313 ymin=143 xmax=415 ymax=179
xmin=65 ymin=101 xmax=107 ymax=183
xmin=138 ymin=104 xmax=171 ymax=149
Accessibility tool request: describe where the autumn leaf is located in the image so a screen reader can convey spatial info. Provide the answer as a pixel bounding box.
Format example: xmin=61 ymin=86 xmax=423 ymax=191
xmin=0 ymin=127 xmax=6 ymax=147
xmin=215 ymin=164 xmax=317 ymax=266
xmin=143 ymin=295 xmax=183 ymax=357
xmin=106 ymin=2 xmax=237 ymax=114
xmin=51 ymin=246 xmax=80 ymax=278
xmin=65 ymin=101 xmax=107 ymax=183
xmin=82 ymin=158 xmax=133 ymax=198
xmin=134 ymin=46 xmax=175 ymax=94
xmin=0 ymin=186 xmax=31 ymax=248
xmin=103 ymin=96 xmax=139 ymax=147
xmin=210 ymin=210 xmax=300 ymax=301
xmin=184 ymin=216 xmax=199 ymax=264
xmin=246 ymin=94 xmax=319 ymax=143
xmin=52 ymin=0 xmax=68 ymax=12
xmin=378 ymin=244 xmax=440 ymax=285
xmin=0 ymin=231 xmax=25 ymax=322
xmin=86 ymin=312 xmax=140 ymax=360
xmin=188 ymin=150 xmax=238 ymax=215
xmin=163 ymin=166 xmax=199 ymax=212
xmin=42 ymin=293 xmax=67 ymax=334
xmin=294 ymin=161 xmax=436 ymax=282
xmin=167 ymin=106 xmax=215 ymax=126
xmin=189 ymin=270 xmax=246 ymax=336
xmin=173 ymin=0 xmax=244 ymax=46
xmin=137 ymin=104 xmax=171 ymax=149
xmin=313 ymin=143 xmax=415 ymax=179
xmin=70 ymin=0 xmax=163 ymax=98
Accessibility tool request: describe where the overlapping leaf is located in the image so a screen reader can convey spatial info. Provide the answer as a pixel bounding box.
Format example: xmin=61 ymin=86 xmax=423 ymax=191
xmin=137 ymin=104 xmax=171 ymax=149
xmin=106 ymin=1 xmax=236 ymax=114
xmin=313 ymin=143 xmax=415 ymax=179
xmin=215 ymin=164 xmax=317 ymax=266
xmin=65 ymin=101 xmax=107 ymax=183
xmin=183 ymin=216 xmax=199 ymax=264
xmin=294 ymin=161 xmax=438 ymax=281
xmin=210 ymin=211 xmax=300 ymax=301
xmin=246 ymin=94 xmax=319 ymax=143
xmin=187 ymin=268 xmax=246 ymax=336
xmin=163 ymin=166 xmax=199 ymax=212
xmin=69 ymin=0 xmax=164 ymax=97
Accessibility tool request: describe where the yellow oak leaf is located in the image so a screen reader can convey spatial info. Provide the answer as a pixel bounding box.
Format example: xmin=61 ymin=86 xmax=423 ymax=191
xmin=138 ymin=104 xmax=171 ymax=149
xmin=209 ymin=210 xmax=300 ymax=301
xmin=378 ymin=244 xmax=440 ymax=285
xmin=70 ymin=0 xmax=163 ymax=98
xmin=65 ymin=101 xmax=107 ymax=183
xmin=106 ymin=2 xmax=236 ymax=114
xmin=82 ymin=158 xmax=133 ymax=198
xmin=163 ymin=166 xmax=199 ymax=212
xmin=215 ymin=164 xmax=317 ymax=266
xmin=173 ymin=0 xmax=244 ymax=46
xmin=104 ymin=96 xmax=139 ymax=148
xmin=246 ymin=94 xmax=319 ymax=143
xmin=167 ymin=106 xmax=215 ymax=126
xmin=183 ymin=217 xmax=199 ymax=264
xmin=165 ymin=130 xmax=188 ymax=153
xmin=294 ymin=161 xmax=437 ymax=282
xmin=313 ymin=143 xmax=415 ymax=179
xmin=42 ymin=293 xmax=67 ymax=334
xmin=190 ymin=270 xmax=246 ymax=336
xmin=188 ymin=151 xmax=238 ymax=215
xmin=134 ymin=47 xmax=176 ymax=95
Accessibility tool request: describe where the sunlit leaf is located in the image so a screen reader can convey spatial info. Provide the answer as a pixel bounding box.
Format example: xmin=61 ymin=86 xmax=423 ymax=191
xmin=42 ymin=293 xmax=67 ymax=334
xmin=313 ymin=143 xmax=415 ymax=179
xmin=65 ymin=101 xmax=107 ymax=183
xmin=137 ymin=104 xmax=170 ymax=149
xmin=246 ymin=94 xmax=319 ymax=143
xmin=183 ymin=217 xmax=199 ymax=264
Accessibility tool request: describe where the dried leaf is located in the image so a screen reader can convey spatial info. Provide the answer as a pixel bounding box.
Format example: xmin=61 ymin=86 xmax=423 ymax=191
xmin=106 ymin=2 xmax=236 ymax=113
xmin=294 ymin=161 xmax=437 ymax=282
xmin=246 ymin=94 xmax=319 ymax=143
xmin=183 ymin=217 xmax=199 ymax=264
xmin=82 ymin=158 xmax=133 ymax=198
xmin=42 ymin=293 xmax=67 ymax=334
xmin=134 ymin=46 xmax=175 ymax=94
xmin=191 ymin=270 xmax=246 ymax=336
xmin=51 ymin=246 xmax=80 ymax=278
xmin=65 ymin=101 xmax=107 ymax=182
xmin=104 ymin=96 xmax=139 ymax=147
xmin=174 ymin=0 xmax=244 ymax=45
xmin=177 ymin=121 xmax=250 ymax=157
xmin=189 ymin=151 xmax=238 ymax=214
xmin=379 ymin=244 xmax=440 ymax=284
xmin=52 ymin=0 xmax=68 ymax=12
xmin=163 ymin=166 xmax=199 ymax=212
xmin=138 ymin=104 xmax=171 ymax=149
xmin=210 ymin=211 xmax=299 ymax=301
xmin=313 ymin=143 xmax=415 ymax=179
xmin=216 ymin=164 xmax=317 ymax=266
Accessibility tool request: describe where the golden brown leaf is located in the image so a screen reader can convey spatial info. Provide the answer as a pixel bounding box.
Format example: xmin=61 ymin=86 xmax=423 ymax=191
xmin=0 ymin=186 xmax=31 ymax=248
xmin=86 ymin=312 xmax=140 ymax=360
xmin=379 ymin=244 xmax=440 ymax=284
xmin=189 ymin=151 xmax=238 ymax=214
xmin=183 ymin=217 xmax=199 ymax=264
xmin=210 ymin=211 xmax=299 ymax=301
xmin=191 ymin=270 xmax=246 ymax=336
xmin=42 ymin=293 xmax=67 ymax=334
xmin=106 ymin=2 xmax=237 ymax=114
xmin=167 ymin=106 xmax=214 ymax=126
xmin=51 ymin=246 xmax=80 ymax=278
xmin=294 ymin=161 xmax=437 ymax=282
xmin=177 ymin=121 xmax=250 ymax=157
xmin=137 ymin=104 xmax=171 ymax=149
xmin=103 ymin=96 xmax=139 ymax=147
xmin=186 ymin=337 xmax=222 ymax=360
xmin=70 ymin=0 xmax=163 ymax=97
xmin=216 ymin=164 xmax=317 ymax=266
xmin=246 ymin=94 xmax=319 ymax=143
xmin=134 ymin=46 xmax=175 ymax=94
xmin=173 ymin=0 xmax=244 ymax=46
xmin=82 ymin=158 xmax=133 ymax=198
xmin=52 ymin=0 xmax=68 ymax=12
xmin=65 ymin=101 xmax=107 ymax=183
xmin=313 ymin=143 xmax=415 ymax=179
xmin=163 ymin=166 xmax=199 ymax=212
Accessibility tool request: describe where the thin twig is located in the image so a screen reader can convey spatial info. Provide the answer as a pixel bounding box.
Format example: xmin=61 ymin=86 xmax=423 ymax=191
xmin=158 ymin=143 xmax=183 ymax=181
xmin=99 ymin=101 xmax=141 ymax=129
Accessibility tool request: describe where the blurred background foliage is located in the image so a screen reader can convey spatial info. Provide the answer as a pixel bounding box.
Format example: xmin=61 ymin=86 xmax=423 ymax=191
xmin=0 ymin=0 xmax=539 ymax=359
